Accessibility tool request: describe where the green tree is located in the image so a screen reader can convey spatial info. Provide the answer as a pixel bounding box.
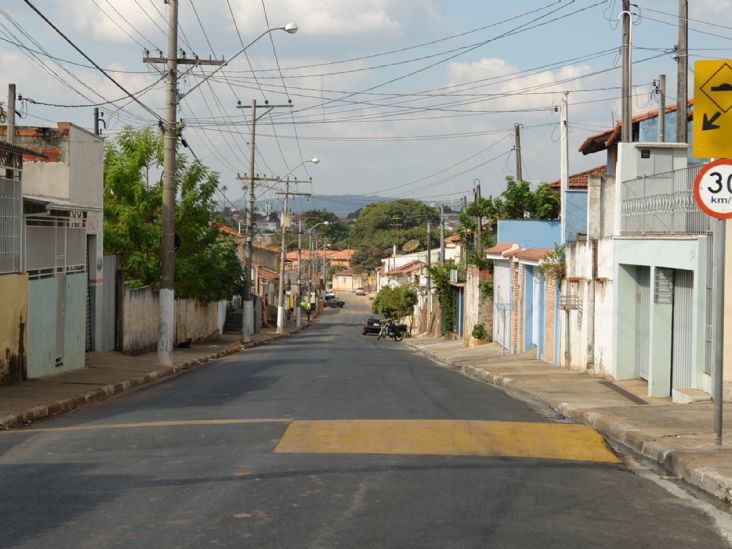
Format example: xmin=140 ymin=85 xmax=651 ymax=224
xmin=104 ymin=126 xmax=244 ymax=301
xmin=371 ymin=285 xmax=418 ymax=319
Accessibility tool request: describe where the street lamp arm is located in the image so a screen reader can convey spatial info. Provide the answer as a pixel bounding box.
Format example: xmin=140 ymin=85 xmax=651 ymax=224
xmin=279 ymin=157 xmax=320 ymax=181
xmin=179 ymin=25 xmax=296 ymax=100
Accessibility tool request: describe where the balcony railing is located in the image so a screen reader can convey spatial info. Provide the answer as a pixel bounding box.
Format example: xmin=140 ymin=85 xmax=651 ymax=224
xmin=619 ymin=164 xmax=711 ymax=235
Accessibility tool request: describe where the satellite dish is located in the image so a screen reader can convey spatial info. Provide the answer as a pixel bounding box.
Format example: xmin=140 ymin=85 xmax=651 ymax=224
xmin=402 ymin=239 xmax=420 ymax=252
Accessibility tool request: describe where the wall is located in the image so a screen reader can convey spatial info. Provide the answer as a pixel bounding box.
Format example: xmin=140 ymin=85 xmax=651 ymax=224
xmin=120 ymin=285 xmax=226 ymax=354
xmin=68 ymin=125 xmax=104 ymax=209
xmin=543 ymin=271 xmax=558 ymax=364
xmin=27 ymin=273 xmax=86 ymax=378
xmin=497 ymin=220 xmax=560 ymax=249
xmin=492 ymin=260 xmax=511 ymax=348
xmin=0 ymin=274 xmax=28 ymax=385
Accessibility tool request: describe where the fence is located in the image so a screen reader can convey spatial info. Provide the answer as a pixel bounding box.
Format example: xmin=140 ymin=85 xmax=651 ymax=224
xmin=619 ymin=164 xmax=711 ymax=235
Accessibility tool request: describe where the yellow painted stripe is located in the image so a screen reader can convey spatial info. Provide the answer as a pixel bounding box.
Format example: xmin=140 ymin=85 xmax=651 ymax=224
xmin=274 ymin=420 xmax=620 ymax=463
xmin=1 ymin=418 xmax=292 ymax=434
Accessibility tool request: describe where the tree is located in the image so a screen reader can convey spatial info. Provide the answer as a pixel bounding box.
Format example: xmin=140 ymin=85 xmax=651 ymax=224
xmin=371 ymin=285 xmax=418 ymax=319
xmin=301 ymin=209 xmax=349 ymax=246
xmin=104 ymin=126 xmax=244 ymax=301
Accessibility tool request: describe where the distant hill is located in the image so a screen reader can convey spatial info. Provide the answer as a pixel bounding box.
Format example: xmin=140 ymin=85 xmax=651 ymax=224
xmin=233 ymin=194 xmax=393 ymax=218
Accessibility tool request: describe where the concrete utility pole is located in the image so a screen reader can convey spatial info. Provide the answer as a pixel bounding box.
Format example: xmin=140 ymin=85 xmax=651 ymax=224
xmin=657 ymin=74 xmax=666 ymax=142
xmin=7 ymin=83 xmax=15 ymax=145
xmin=275 ymin=179 xmax=311 ymax=334
xmin=474 ymin=179 xmax=482 ymax=255
xmin=143 ymin=2 xmax=225 ymax=365
xmin=236 ymin=100 xmax=293 ymax=342
xmin=514 ymin=123 xmax=522 ymax=182
xmin=158 ymin=0 xmax=179 ymax=366
xmin=439 ymin=205 xmax=445 ymax=266
xmin=560 ymin=92 xmax=569 ymax=244
xmin=296 ymin=217 xmax=303 ymax=327
xmin=621 ymin=0 xmax=632 ymax=144
xmin=462 ymin=195 xmax=468 ymax=269
xmin=426 ymin=219 xmax=432 ymax=293
xmin=676 ymin=0 xmax=689 ymax=143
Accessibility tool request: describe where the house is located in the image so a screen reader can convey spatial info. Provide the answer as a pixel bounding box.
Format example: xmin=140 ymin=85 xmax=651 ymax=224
xmin=0 ymin=140 xmax=46 ymax=385
xmin=564 ymin=100 xmax=718 ymax=402
xmin=2 ymin=123 xmax=106 ymax=378
xmin=486 ymin=220 xmax=560 ymax=361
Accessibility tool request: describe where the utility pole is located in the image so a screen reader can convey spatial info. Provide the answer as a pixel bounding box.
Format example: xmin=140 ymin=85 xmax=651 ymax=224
xmin=439 ymin=205 xmax=445 ymax=266
xmin=657 ymin=75 xmax=666 ymax=142
xmin=275 ymin=179 xmax=310 ymax=334
xmin=514 ymin=123 xmax=522 ymax=182
xmin=462 ymin=195 xmax=468 ymax=269
xmin=236 ymin=99 xmax=293 ymax=342
xmin=158 ymin=0 xmax=179 ymax=366
xmin=296 ymin=217 xmax=303 ymax=327
xmin=143 ymin=1 xmax=225 ymax=365
xmin=676 ymin=0 xmax=688 ymax=143
xmin=560 ymin=92 xmax=569 ymax=244
xmin=474 ymin=179 xmax=482 ymax=255
xmin=426 ymin=218 xmax=432 ymax=293
xmin=621 ymin=0 xmax=632 ymax=144
xmin=7 ymin=83 xmax=15 ymax=145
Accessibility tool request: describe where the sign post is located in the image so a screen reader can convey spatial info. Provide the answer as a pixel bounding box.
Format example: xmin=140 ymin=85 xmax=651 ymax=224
xmin=693 ymin=160 xmax=731 ymax=446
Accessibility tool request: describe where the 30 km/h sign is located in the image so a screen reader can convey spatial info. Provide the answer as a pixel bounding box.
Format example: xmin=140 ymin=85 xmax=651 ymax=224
xmin=693 ymin=60 xmax=732 ymax=158
xmin=693 ymin=159 xmax=732 ymax=219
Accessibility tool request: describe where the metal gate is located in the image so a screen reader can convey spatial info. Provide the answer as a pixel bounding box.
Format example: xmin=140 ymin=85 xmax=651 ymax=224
xmin=635 ymin=267 xmax=651 ymax=380
xmin=672 ymin=270 xmax=694 ymax=389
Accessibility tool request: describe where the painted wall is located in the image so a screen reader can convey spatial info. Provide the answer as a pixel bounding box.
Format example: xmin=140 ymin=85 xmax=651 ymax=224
xmin=496 ymin=220 xmax=560 ymax=249
xmin=492 ymin=260 xmax=511 ymax=349
xmin=120 ymin=285 xmax=226 ymax=354
xmin=0 ymin=274 xmax=28 ymax=385
xmin=68 ymin=125 xmax=103 ymax=209
xmin=27 ymin=273 xmax=86 ymax=378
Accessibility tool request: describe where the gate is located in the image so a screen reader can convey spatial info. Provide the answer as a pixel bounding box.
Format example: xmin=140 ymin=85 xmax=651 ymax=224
xmin=672 ymin=270 xmax=694 ymax=389
xmin=635 ymin=266 xmax=651 ymax=380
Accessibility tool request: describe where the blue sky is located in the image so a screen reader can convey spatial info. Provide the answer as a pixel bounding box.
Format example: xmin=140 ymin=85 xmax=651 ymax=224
xmin=2 ymin=0 xmax=732 ymax=213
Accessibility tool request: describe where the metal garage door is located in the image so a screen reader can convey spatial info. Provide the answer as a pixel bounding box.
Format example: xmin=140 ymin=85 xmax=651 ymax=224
xmin=672 ymin=270 xmax=694 ymax=389
xmin=635 ymin=267 xmax=651 ymax=380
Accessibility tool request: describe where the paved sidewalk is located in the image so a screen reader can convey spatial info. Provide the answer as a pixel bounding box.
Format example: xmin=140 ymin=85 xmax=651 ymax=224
xmin=0 ymin=320 xmax=308 ymax=430
xmin=408 ymin=337 xmax=732 ymax=505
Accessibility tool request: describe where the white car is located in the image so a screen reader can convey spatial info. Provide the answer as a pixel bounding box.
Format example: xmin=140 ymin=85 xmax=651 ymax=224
xmin=355 ymin=287 xmax=365 ymax=296
xmin=324 ymin=291 xmax=336 ymax=300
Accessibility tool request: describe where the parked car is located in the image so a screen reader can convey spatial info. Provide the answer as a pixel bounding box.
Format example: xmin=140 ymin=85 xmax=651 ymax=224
xmin=324 ymin=290 xmax=336 ymax=300
xmin=355 ymin=287 xmax=365 ymax=296
xmin=324 ymin=297 xmax=345 ymax=308
xmin=363 ymin=314 xmax=385 ymax=335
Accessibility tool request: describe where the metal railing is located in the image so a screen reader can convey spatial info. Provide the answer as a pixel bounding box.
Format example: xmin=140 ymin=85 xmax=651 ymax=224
xmin=619 ymin=164 xmax=711 ymax=235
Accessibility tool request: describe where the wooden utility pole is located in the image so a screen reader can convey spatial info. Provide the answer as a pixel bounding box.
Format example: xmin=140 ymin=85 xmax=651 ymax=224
xmin=621 ymin=0 xmax=632 ymax=143
xmin=676 ymin=0 xmax=688 ymax=143
xmin=514 ymin=123 xmax=522 ymax=182
xmin=657 ymin=74 xmax=666 ymax=142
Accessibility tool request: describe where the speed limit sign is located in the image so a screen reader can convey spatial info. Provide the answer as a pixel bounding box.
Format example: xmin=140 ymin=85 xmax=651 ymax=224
xmin=693 ymin=159 xmax=732 ymax=219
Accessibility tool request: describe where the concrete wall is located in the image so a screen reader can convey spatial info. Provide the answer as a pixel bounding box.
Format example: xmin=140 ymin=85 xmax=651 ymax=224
xmin=492 ymin=260 xmax=511 ymax=349
xmin=27 ymin=273 xmax=86 ymax=378
xmin=120 ymin=285 xmax=226 ymax=354
xmin=68 ymin=125 xmax=104 ymax=209
xmin=0 ymin=274 xmax=28 ymax=385
xmin=463 ymin=265 xmax=492 ymax=346
xmin=497 ymin=220 xmax=561 ymax=249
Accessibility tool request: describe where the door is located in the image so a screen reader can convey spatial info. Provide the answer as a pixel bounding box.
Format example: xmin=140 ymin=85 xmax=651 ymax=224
xmin=532 ymin=271 xmax=540 ymax=348
xmin=635 ymin=267 xmax=651 ymax=380
xmin=672 ymin=270 xmax=694 ymax=390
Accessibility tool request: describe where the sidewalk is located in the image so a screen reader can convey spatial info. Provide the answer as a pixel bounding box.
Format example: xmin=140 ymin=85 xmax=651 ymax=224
xmin=0 ymin=319 xmax=307 ymax=430
xmin=408 ymin=337 xmax=732 ymax=505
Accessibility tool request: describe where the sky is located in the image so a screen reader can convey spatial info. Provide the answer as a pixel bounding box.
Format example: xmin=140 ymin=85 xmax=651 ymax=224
xmin=3 ymin=0 xmax=732 ymax=215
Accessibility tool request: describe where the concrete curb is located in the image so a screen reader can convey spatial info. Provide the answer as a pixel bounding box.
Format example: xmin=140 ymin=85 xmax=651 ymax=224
xmin=0 ymin=325 xmax=306 ymax=431
xmin=408 ymin=342 xmax=732 ymax=504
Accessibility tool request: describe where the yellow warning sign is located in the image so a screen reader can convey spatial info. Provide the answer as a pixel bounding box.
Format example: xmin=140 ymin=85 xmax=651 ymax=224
xmin=693 ymin=60 xmax=732 ymax=158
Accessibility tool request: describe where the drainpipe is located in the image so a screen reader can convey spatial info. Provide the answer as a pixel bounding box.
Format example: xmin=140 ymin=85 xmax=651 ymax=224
xmin=586 ymin=240 xmax=597 ymax=370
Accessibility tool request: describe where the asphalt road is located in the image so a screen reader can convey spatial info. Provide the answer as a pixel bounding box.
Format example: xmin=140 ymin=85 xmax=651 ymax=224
xmin=0 ymin=298 xmax=728 ymax=548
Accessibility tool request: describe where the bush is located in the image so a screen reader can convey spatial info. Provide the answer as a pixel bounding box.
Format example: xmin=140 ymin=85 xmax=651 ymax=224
xmin=372 ymin=285 xmax=418 ymax=319
xmin=471 ymin=323 xmax=487 ymax=340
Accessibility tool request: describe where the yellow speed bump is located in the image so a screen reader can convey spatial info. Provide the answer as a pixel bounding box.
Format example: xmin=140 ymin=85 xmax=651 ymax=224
xmin=274 ymin=419 xmax=619 ymax=464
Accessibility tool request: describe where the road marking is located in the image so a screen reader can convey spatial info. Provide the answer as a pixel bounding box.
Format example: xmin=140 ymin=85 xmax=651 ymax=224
xmin=1 ymin=418 xmax=292 ymax=434
xmin=275 ymin=419 xmax=620 ymax=463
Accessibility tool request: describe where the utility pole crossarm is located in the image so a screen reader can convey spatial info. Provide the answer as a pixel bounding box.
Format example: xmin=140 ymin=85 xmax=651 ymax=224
xmin=143 ymin=56 xmax=225 ymax=66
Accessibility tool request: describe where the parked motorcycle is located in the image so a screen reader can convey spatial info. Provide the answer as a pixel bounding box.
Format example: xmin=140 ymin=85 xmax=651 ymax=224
xmin=377 ymin=319 xmax=407 ymax=342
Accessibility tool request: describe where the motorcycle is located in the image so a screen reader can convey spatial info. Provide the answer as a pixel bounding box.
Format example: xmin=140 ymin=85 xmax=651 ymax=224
xmin=376 ymin=318 xmax=407 ymax=342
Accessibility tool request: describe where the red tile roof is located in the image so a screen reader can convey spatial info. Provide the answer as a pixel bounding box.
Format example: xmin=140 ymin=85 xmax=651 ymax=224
xmin=485 ymin=243 xmax=518 ymax=256
xmin=547 ymin=165 xmax=607 ymax=190
xmin=515 ymin=247 xmax=551 ymax=262
xmin=258 ymin=267 xmax=279 ymax=281
xmin=579 ymin=99 xmax=693 ymax=155
xmin=387 ymin=259 xmax=424 ymax=276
